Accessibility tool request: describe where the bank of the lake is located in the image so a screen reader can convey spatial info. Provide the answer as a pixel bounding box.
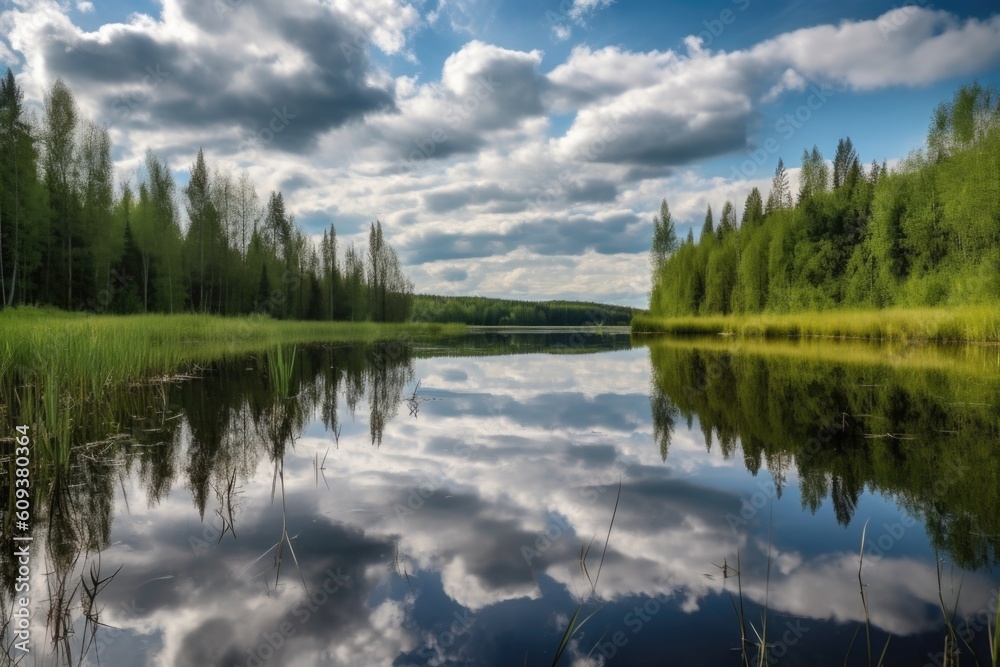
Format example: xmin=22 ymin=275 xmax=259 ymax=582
xmin=631 ymin=304 xmax=1000 ymax=342
xmin=0 ymin=306 xmax=465 ymax=386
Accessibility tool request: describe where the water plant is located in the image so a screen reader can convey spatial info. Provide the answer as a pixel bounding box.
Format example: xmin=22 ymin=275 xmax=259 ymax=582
xmin=550 ymin=480 xmax=621 ymax=666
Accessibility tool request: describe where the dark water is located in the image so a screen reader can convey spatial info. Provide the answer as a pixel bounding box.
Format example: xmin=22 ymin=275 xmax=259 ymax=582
xmin=3 ymin=332 xmax=1000 ymax=666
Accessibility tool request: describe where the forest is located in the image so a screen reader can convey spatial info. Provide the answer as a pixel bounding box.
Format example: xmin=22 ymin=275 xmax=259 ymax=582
xmin=410 ymin=294 xmax=636 ymax=326
xmin=0 ymin=70 xmax=414 ymax=322
xmin=648 ymin=83 xmax=1000 ymax=317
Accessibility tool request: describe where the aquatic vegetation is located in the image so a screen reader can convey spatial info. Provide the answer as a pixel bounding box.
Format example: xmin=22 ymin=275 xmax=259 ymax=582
xmin=0 ymin=306 xmax=463 ymax=391
xmin=632 ymin=304 xmax=1000 ymax=342
xmin=0 ymin=307 xmax=462 ymax=475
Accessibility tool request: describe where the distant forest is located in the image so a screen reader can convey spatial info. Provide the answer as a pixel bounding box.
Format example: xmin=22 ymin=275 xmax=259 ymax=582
xmin=410 ymin=295 xmax=636 ymax=326
xmin=0 ymin=70 xmax=413 ymax=321
xmin=649 ymin=83 xmax=1000 ymax=317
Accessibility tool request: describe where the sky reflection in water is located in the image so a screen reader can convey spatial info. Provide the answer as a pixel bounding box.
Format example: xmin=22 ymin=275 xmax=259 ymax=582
xmin=9 ymin=333 xmax=1000 ymax=666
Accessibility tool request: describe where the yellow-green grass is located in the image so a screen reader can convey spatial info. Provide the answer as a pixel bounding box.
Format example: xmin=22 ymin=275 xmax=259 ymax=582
xmin=632 ymin=305 xmax=1000 ymax=343
xmin=0 ymin=306 xmax=465 ymax=390
xmin=642 ymin=335 xmax=1000 ymax=383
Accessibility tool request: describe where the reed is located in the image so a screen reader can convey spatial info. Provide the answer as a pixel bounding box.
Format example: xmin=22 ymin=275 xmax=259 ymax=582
xmin=632 ymin=305 xmax=1000 ymax=343
xmin=266 ymin=345 xmax=298 ymax=399
xmin=0 ymin=307 xmax=462 ymax=478
xmin=0 ymin=306 xmax=463 ymax=390
xmin=550 ymin=481 xmax=621 ymax=666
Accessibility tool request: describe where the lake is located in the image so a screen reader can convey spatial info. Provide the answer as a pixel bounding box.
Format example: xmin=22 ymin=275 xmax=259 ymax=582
xmin=4 ymin=331 xmax=1000 ymax=666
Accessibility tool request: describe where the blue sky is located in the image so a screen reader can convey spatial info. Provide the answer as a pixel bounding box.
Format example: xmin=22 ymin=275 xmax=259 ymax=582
xmin=2 ymin=0 xmax=999 ymax=306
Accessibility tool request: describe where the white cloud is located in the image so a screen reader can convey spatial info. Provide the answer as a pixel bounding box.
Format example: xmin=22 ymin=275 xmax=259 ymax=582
xmin=75 ymin=0 xmax=93 ymax=12
xmin=430 ymin=0 xmax=498 ymax=36
xmin=750 ymin=8 xmax=1000 ymax=90
xmin=3 ymin=4 xmax=999 ymax=304
xmin=568 ymin=0 xmax=614 ymax=23
xmin=763 ymin=67 xmax=807 ymax=102
xmin=549 ymin=0 xmax=614 ymax=41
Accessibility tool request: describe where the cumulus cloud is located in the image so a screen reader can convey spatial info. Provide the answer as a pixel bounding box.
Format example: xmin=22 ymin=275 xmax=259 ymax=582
xmin=3 ymin=3 xmax=1000 ymax=304
xmin=751 ymin=8 xmax=1000 ymax=91
xmin=1 ymin=0 xmax=416 ymax=156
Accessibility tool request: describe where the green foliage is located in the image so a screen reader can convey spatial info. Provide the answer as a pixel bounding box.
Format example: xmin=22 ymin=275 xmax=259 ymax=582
xmin=798 ymin=145 xmax=829 ymax=201
xmin=649 ymin=82 xmax=1000 ymax=319
xmin=632 ymin=304 xmax=1000 ymax=342
xmin=832 ymin=137 xmax=858 ymax=189
xmin=0 ymin=72 xmax=414 ymax=323
xmin=0 ymin=307 xmax=463 ymax=393
xmin=409 ymin=295 xmax=636 ymax=326
xmin=650 ymin=198 xmax=678 ymax=274
xmin=741 ymin=187 xmax=764 ymax=229
xmin=0 ymin=68 xmax=47 ymax=308
xmin=704 ymin=234 xmax=738 ymax=314
xmin=717 ymin=200 xmax=737 ymax=240
xmin=700 ymin=204 xmax=714 ymax=241
xmin=765 ymin=158 xmax=792 ymax=214
xmin=110 ymin=221 xmax=146 ymax=314
xmin=367 ymin=220 xmax=413 ymax=322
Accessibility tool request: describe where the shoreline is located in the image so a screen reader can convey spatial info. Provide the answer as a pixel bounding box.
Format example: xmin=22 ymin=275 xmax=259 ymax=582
xmin=631 ymin=306 xmax=1000 ymax=343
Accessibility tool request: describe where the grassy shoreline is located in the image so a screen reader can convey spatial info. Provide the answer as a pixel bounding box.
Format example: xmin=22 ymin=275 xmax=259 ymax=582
xmin=631 ymin=305 xmax=1000 ymax=343
xmin=0 ymin=306 xmax=465 ymax=388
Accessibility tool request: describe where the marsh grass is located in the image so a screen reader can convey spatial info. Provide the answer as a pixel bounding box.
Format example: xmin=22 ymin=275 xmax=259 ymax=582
xmin=632 ymin=305 xmax=1000 ymax=343
xmin=722 ymin=515 xmax=776 ymax=666
xmin=266 ymin=344 xmax=298 ymax=400
xmin=549 ymin=480 xmax=621 ymax=666
xmin=720 ymin=524 xmax=1000 ymax=667
xmin=0 ymin=307 xmax=462 ymax=475
xmin=0 ymin=307 xmax=463 ymax=391
xmin=851 ymin=519 xmax=891 ymax=667
xmin=0 ymin=308 xmax=460 ymax=659
xmin=990 ymin=589 xmax=1000 ymax=667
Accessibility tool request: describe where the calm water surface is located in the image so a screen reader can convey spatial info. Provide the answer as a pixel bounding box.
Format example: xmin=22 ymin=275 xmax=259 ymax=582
xmin=4 ymin=332 xmax=1000 ymax=666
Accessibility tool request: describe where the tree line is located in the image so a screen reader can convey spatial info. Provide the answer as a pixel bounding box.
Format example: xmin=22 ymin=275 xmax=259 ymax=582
xmin=410 ymin=295 xmax=636 ymax=326
xmin=0 ymin=70 xmax=414 ymax=321
xmin=649 ymin=82 xmax=1000 ymax=317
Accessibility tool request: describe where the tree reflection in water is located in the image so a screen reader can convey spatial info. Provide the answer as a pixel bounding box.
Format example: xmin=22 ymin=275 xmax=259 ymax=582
xmin=648 ymin=338 xmax=1000 ymax=569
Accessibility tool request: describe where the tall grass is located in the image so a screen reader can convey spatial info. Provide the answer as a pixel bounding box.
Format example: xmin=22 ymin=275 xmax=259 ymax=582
xmin=550 ymin=481 xmax=621 ymax=666
xmin=632 ymin=305 xmax=1000 ymax=342
xmin=266 ymin=345 xmax=298 ymax=399
xmin=0 ymin=307 xmax=462 ymax=475
xmin=0 ymin=306 xmax=463 ymax=391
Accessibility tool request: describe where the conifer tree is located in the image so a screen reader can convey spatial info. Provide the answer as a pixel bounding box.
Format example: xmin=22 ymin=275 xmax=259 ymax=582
xmin=741 ymin=188 xmax=764 ymax=229
xmin=700 ymin=205 xmax=714 ymax=241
